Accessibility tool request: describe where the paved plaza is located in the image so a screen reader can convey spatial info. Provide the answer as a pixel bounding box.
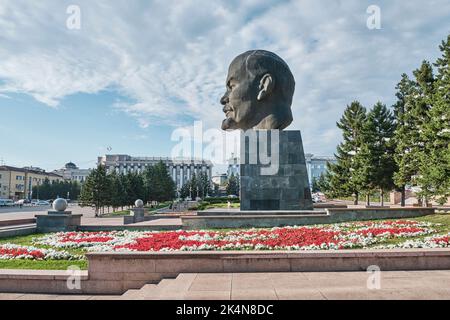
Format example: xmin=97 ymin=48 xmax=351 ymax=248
xmin=1 ymin=205 xmax=449 ymax=300
xmin=1 ymin=270 xmax=449 ymax=300
xmin=0 ymin=205 xmax=182 ymax=228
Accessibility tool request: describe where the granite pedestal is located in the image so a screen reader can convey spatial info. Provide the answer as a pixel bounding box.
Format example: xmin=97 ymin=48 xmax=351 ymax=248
xmin=123 ymin=208 xmax=146 ymax=225
xmin=240 ymin=130 xmax=313 ymax=211
xmin=35 ymin=211 xmax=82 ymax=233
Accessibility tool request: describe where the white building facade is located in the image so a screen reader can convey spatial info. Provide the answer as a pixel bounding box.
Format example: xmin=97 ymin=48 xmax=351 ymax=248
xmin=227 ymin=156 xmax=240 ymax=177
xmin=97 ymin=154 xmax=213 ymax=190
xmin=305 ymin=154 xmax=337 ymax=184
xmin=54 ymin=162 xmax=92 ymax=184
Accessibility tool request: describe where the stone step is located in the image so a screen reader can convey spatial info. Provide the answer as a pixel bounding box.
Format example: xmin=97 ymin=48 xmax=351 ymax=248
xmin=120 ymin=289 xmax=143 ymax=300
xmin=120 ymin=274 xmax=198 ymax=300
xmin=0 ymin=224 xmax=36 ymax=231
xmin=0 ymin=218 xmax=36 ymax=227
xmin=0 ymin=225 xmax=37 ymax=238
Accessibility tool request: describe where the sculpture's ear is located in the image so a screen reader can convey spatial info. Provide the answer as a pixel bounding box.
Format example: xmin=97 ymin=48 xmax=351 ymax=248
xmin=257 ymin=74 xmax=274 ymax=101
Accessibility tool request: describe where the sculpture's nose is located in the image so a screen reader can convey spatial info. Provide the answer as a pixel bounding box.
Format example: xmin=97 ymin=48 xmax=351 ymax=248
xmin=220 ymin=93 xmax=228 ymax=105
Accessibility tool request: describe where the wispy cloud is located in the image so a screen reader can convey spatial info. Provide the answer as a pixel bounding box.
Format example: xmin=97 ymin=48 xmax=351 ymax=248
xmin=0 ymin=0 xmax=449 ymax=154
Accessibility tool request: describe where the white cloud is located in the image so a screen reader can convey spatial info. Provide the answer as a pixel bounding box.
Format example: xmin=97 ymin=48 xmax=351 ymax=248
xmin=0 ymin=0 xmax=449 ymax=155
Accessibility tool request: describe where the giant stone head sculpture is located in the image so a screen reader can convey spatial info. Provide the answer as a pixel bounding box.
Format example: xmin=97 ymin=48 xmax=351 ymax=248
xmin=220 ymin=50 xmax=295 ymax=131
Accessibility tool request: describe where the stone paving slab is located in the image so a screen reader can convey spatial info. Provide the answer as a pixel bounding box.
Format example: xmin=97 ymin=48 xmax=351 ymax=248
xmin=0 ymin=206 xmax=181 ymax=230
xmin=2 ymin=270 xmax=450 ymax=300
xmin=166 ymin=271 xmax=450 ymax=300
xmin=0 ymin=269 xmax=89 ymax=280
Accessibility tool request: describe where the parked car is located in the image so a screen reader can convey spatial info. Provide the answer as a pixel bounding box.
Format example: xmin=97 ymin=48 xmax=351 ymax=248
xmin=36 ymin=200 xmax=50 ymax=206
xmin=0 ymin=199 xmax=15 ymax=207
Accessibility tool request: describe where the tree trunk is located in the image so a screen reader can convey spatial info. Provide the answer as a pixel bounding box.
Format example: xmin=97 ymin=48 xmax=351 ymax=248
xmin=401 ymin=186 xmax=406 ymax=207
xmin=380 ymin=189 xmax=384 ymax=207
xmin=353 ymin=192 xmax=359 ymax=205
xmin=366 ymin=193 xmax=370 ymax=206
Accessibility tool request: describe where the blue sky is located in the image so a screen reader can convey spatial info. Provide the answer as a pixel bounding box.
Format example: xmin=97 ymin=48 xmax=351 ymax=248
xmin=1 ymin=0 xmax=449 ymax=173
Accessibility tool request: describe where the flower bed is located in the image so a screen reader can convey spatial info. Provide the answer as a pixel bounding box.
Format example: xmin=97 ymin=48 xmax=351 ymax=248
xmin=32 ymin=220 xmax=439 ymax=253
xmin=376 ymin=232 xmax=450 ymax=249
xmin=0 ymin=244 xmax=81 ymax=260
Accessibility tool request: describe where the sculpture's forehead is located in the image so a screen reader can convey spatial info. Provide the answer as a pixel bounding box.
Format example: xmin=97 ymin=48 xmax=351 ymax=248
xmin=227 ymin=54 xmax=249 ymax=81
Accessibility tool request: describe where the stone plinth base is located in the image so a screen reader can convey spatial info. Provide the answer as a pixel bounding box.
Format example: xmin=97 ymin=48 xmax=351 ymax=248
xmin=123 ymin=208 xmax=145 ymax=225
xmin=197 ymin=209 xmax=319 ymax=216
xmin=47 ymin=210 xmax=72 ymax=215
xmin=184 ymin=207 xmax=435 ymax=229
xmin=35 ymin=213 xmax=82 ymax=233
xmin=240 ymin=130 xmax=313 ymax=211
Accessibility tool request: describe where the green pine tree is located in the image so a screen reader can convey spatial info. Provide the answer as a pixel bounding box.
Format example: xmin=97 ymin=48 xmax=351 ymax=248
xmin=180 ymin=182 xmax=191 ymax=199
xmin=79 ymin=165 xmax=110 ymax=216
xmin=124 ymin=171 xmax=145 ymax=206
xmin=356 ymin=102 xmax=396 ymax=206
xmin=190 ymin=173 xmax=198 ymax=199
xmin=392 ymin=73 xmax=416 ymax=206
xmin=327 ymin=101 xmax=367 ymax=204
xmin=392 ymin=61 xmax=435 ymax=206
xmin=197 ymin=172 xmax=212 ymax=199
xmin=419 ymin=35 xmax=450 ymax=204
xmin=410 ymin=61 xmax=435 ymax=204
xmin=226 ymin=173 xmax=239 ymax=196
xmin=316 ymin=172 xmax=331 ymax=195
xmin=143 ymin=162 xmax=176 ymax=203
xmin=108 ymin=170 xmax=124 ymax=211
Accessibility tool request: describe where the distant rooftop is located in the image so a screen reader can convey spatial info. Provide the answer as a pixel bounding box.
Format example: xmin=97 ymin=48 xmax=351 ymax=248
xmin=99 ymin=154 xmax=213 ymax=165
xmin=0 ymin=165 xmax=63 ymax=178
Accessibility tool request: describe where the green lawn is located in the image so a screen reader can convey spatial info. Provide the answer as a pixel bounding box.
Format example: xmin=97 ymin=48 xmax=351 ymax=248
xmin=0 ymin=212 xmax=449 ymax=270
xmin=102 ymin=210 xmax=130 ymax=217
xmin=101 ymin=202 xmax=173 ymax=217
xmin=0 ymin=259 xmax=87 ymax=270
xmin=197 ymin=202 xmax=240 ymax=210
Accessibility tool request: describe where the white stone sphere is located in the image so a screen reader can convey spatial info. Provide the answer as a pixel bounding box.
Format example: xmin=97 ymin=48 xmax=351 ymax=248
xmin=135 ymin=199 xmax=144 ymax=208
xmin=53 ymin=198 xmax=68 ymax=212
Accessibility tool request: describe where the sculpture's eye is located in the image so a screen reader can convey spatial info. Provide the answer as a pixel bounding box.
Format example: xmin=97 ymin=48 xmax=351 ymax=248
xmin=227 ymin=80 xmax=237 ymax=90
